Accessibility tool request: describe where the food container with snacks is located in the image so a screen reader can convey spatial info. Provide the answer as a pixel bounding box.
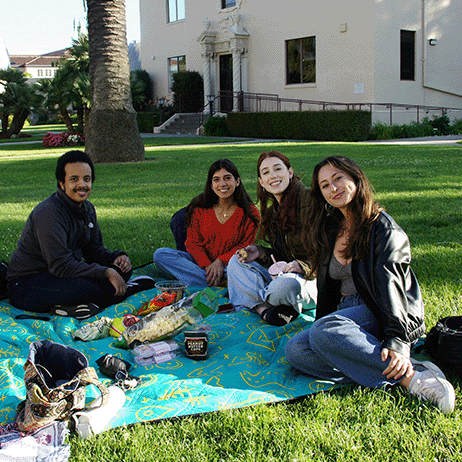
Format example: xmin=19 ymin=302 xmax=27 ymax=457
xmin=155 ymin=281 xmax=188 ymax=303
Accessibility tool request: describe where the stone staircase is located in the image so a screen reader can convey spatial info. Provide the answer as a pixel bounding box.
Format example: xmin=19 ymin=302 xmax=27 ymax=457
xmin=154 ymin=113 xmax=205 ymax=135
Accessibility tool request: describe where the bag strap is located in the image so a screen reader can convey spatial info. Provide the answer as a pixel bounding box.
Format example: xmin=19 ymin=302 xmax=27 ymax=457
xmin=75 ymin=367 xmax=110 ymax=412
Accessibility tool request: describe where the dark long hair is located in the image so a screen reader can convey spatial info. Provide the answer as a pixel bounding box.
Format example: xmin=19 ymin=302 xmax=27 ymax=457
xmin=304 ymin=156 xmax=383 ymax=277
xmin=256 ymin=151 xmax=300 ymax=243
xmin=185 ymin=158 xmax=259 ymax=226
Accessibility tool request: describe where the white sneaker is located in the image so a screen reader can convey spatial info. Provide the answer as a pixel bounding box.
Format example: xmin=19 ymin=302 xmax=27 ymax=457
xmin=408 ymin=364 xmax=455 ymax=414
xmin=411 ymin=358 xmax=446 ymax=380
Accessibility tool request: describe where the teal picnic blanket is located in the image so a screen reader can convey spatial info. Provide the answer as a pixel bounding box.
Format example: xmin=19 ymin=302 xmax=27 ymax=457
xmin=0 ymin=264 xmax=336 ymax=431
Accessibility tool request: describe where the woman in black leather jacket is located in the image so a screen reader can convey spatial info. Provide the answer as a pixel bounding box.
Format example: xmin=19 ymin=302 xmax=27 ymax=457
xmin=285 ymin=156 xmax=455 ymax=414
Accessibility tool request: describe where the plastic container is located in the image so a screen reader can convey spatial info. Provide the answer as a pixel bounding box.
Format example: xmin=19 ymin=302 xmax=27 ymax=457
xmin=268 ymin=261 xmax=287 ymax=279
xmin=155 ymin=281 xmax=188 ymax=303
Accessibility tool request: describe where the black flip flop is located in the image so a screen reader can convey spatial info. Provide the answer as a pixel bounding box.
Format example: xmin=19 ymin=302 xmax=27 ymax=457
xmin=52 ymin=303 xmax=100 ymax=321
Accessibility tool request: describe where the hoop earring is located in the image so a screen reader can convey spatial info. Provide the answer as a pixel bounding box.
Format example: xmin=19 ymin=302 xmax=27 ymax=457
xmin=324 ymin=202 xmax=334 ymax=215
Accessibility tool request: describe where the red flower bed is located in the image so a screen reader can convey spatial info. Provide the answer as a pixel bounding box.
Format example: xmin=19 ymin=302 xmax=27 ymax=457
xmin=42 ymin=132 xmax=85 ymax=147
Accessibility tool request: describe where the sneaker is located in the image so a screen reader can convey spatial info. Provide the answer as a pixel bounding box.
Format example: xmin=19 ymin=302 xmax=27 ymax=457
xmin=52 ymin=303 xmax=100 ymax=321
xmin=126 ymin=276 xmax=155 ymax=296
xmin=408 ymin=363 xmax=455 ymax=414
xmin=411 ymin=358 xmax=446 ymax=379
xmin=260 ymin=302 xmax=299 ymax=326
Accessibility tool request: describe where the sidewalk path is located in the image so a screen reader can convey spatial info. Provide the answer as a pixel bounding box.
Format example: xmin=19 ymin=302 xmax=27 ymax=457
xmin=357 ymin=134 xmax=462 ymax=145
xmin=1 ymin=134 xmax=461 ymax=148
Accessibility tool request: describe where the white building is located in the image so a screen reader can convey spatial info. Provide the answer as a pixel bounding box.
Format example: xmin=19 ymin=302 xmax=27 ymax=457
xmin=9 ymin=49 xmax=68 ymax=83
xmin=0 ymin=36 xmax=10 ymax=71
xmin=140 ymin=0 xmax=462 ymax=124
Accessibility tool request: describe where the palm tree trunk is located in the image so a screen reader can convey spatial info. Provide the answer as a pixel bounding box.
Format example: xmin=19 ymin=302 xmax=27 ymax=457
xmin=59 ymin=105 xmax=75 ymax=134
xmin=6 ymin=109 xmax=29 ymax=137
xmin=85 ymin=0 xmax=144 ymax=163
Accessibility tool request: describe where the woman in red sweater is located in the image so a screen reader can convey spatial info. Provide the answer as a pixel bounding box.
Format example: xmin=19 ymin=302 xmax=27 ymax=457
xmin=154 ymin=159 xmax=260 ymax=287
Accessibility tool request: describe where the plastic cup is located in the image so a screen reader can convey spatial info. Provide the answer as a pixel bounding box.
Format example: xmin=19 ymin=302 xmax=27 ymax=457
xmin=269 ymin=261 xmax=287 ymax=279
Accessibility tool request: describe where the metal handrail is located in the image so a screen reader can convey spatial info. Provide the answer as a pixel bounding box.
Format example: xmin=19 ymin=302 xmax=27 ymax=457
xmin=208 ymin=91 xmax=462 ymax=125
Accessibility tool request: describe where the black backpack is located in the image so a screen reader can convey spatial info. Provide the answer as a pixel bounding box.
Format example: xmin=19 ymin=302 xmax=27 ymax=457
xmin=0 ymin=261 xmax=8 ymax=300
xmin=418 ymin=316 xmax=462 ymax=376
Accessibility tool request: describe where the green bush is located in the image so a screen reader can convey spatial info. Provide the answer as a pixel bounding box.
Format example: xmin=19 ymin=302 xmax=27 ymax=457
xmin=171 ymin=71 xmax=204 ymax=113
xmin=203 ymin=116 xmax=231 ymax=136
xmin=136 ymin=112 xmax=156 ymax=133
xmin=430 ymin=114 xmax=451 ymax=135
xmin=226 ymin=110 xmax=371 ymax=141
xmin=131 ymin=70 xmax=154 ymax=112
xmin=451 ymin=118 xmax=462 ymax=134
xmin=369 ymin=115 xmax=460 ymax=140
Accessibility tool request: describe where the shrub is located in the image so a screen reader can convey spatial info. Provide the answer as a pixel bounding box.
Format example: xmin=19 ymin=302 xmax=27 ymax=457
xmin=430 ymin=114 xmax=451 ymax=135
xmin=369 ymin=121 xmax=392 ymax=140
xmin=136 ymin=112 xmax=156 ymax=133
xmin=451 ymin=118 xmax=462 ymax=134
xmin=131 ymin=70 xmax=153 ymax=112
xmin=226 ymin=110 xmax=371 ymax=141
xmin=42 ymin=132 xmax=85 ymax=148
xmin=203 ymin=116 xmax=231 ymax=136
xmin=369 ymin=115 xmax=460 ymax=140
xmin=171 ymin=71 xmax=204 ymax=113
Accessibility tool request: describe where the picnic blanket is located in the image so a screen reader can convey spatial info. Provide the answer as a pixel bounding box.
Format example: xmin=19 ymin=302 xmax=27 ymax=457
xmin=0 ymin=264 xmax=337 ymax=433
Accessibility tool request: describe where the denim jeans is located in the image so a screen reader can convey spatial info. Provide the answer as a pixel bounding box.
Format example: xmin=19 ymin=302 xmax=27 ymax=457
xmin=227 ymin=254 xmax=317 ymax=313
xmin=7 ymin=268 xmax=132 ymax=314
xmin=153 ymin=247 xmax=226 ymax=287
xmin=285 ymin=294 xmax=402 ymax=388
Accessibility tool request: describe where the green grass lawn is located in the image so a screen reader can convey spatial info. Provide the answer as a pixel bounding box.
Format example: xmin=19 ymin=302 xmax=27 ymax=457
xmin=1 ymin=138 xmax=461 ymax=461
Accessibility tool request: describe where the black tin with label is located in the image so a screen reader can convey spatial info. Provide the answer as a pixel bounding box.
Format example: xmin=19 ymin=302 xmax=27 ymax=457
xmin=184 ymin=331 xmax=208 ymax=360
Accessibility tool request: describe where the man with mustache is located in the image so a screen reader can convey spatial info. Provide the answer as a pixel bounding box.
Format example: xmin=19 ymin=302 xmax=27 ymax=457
xmin=6 ymin=150 xmax=154 ymax=320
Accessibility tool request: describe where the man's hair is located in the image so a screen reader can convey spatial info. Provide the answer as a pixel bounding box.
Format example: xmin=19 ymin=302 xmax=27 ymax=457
xmin=55 ymin=150 xmax=95 ymax=187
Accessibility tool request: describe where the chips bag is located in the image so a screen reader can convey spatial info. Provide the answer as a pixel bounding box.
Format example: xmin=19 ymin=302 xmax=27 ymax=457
xmin=137 ymin=291 xmax=176 ymax=316
xmin=116 ymin=288 xmax=219 ymax=349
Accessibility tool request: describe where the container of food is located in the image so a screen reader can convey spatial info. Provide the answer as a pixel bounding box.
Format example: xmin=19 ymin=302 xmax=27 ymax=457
xmin=155 ymin=281 xmax=188 ymax=303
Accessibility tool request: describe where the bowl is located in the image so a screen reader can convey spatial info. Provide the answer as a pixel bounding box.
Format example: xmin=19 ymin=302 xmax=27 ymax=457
xmin=268 ymin=261 xmax=287 ymax=279
xmin=155 ymin=281 xmax=188 ymax=303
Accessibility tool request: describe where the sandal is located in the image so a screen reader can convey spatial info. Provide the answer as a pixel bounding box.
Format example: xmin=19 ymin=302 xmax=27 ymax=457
xmin=52 ymin=303 xmax=100 ymax=321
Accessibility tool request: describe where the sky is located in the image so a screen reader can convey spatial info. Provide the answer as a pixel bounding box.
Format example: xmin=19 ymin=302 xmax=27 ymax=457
xmin=0 ymin=0 xmax=140 ymax=56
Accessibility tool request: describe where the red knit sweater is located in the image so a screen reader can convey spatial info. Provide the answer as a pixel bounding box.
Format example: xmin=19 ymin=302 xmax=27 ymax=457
xmin=185 ymin=205 xmax=259 ymax=268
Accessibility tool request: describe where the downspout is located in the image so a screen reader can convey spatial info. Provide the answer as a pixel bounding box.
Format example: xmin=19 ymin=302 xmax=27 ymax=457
xmin=421 ymin=0 xmax=426 ymax=93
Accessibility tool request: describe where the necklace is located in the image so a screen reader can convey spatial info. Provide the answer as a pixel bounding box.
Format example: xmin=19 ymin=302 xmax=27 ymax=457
xmin=215 ymin=203 xmax=236 ymax=220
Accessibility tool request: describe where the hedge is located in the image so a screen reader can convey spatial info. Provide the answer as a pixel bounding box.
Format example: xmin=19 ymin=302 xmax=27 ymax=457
xmin=136 ymin=112 xmax=156 ymax=133
xmin=226 ymin=110 xmax=372 ymax=141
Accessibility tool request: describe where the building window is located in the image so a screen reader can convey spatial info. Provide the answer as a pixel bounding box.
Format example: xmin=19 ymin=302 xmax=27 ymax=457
xmin=400 ymin=30 xmax=415 ymax=81
xmin=37 ymin=69 xmax=43 ymax=77
xmin=222 ymin=0 xmax=236 ymax=8
xmin=286 ymin=36 xmax=316 ymax=85
xmin=168 ymin=55 xmax=186 ymax=89
xmin=168 ymin=0 xmax=185 ymax=23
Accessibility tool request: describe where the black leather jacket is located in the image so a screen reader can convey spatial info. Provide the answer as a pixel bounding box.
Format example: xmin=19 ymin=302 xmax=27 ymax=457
xmin=315 ymin=212 xmax=425 ymax=357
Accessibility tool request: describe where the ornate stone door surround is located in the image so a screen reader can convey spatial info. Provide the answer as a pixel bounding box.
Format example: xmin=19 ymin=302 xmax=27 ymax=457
xmin=197 ymin=13 xmax=249 ymax=112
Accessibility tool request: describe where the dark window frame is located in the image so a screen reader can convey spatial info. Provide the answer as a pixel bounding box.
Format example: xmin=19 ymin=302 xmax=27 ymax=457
xmin=285 ymin=36 xmax=316 ymax=85
xmin=168 ymin=55 xmax=186 ymax=90
xmin=400 ymin=30 xmax=416 ymax=81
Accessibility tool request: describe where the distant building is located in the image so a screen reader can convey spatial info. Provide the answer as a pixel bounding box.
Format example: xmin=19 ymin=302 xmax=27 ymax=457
xmin=140 ymin=0 xmax=462 ymax=124
xmin=9 ymin=49 xmax=69 ymax=83
xmin=128 ymin=41 xmax=141 ymax=71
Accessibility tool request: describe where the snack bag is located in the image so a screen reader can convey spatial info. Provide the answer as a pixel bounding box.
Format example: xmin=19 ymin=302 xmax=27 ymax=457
xmin=118 ymin=289 xmax=219 ymax=349
xmin=73 ymin=317 xmax=113 ymax=342
xmin=109 ymin=314 xmax=140 ymax=338
xmin=137 ymin=291 xmax=176 ymax=316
